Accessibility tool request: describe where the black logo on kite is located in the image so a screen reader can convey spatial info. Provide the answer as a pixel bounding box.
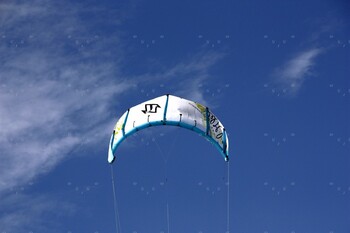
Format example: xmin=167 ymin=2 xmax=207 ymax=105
xmin=142 ymin=104 xmax=161 ymax=114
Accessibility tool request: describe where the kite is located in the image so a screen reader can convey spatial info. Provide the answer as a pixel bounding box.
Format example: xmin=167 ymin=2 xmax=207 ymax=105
xmin=108 ymin=94 xmax=229 ymax=163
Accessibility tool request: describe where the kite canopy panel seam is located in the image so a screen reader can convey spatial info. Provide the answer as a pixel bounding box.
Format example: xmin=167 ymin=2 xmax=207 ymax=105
xmin=108 ymin=94 xmax=229 ymax=163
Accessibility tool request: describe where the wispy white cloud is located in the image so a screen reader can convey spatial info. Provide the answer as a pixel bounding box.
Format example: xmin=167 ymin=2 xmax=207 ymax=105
xmin=0 ymin=0 xmax=135 ymax=195
xmin=166 ymin=51 xmax=225 ymax=105
xmin=0 ymin=193 xmax=76 ymax=232
xmin=0 ymin=1 xmax=133 ymax=230
xmin=272 ymin=48 xmax=322 ymax=96
xmin=133 ymin=51 xmax=225 ymax=105
xmin=0 ymin=1 xmax=46 ymax=24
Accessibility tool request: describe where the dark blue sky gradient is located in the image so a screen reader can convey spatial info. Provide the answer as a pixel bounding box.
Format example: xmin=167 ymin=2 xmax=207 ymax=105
xmin=0 ymin=0 xmax=349 ymax=232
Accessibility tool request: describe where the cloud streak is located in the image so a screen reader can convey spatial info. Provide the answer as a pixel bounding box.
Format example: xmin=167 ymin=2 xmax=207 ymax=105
xmin=132 ymin=51 xmax=225 ymax=105
xmin=0 ymin=193 xmax=76 ymax=232
xmin=0 ymin=0 xmax=134 ymax=195
xmin=272 ymin=48 xmax=322 ymax=96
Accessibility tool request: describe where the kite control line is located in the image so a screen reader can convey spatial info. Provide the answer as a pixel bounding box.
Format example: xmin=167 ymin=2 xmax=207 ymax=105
xmin=226 ymin=161 xmax=230 ymax=233
xmin=111 ymin=165 xmax=121 ymax=233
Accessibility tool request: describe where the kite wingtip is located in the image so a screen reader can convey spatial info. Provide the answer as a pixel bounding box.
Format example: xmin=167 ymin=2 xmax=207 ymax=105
xmin=108 ymin=156 xmax=116 ymax=164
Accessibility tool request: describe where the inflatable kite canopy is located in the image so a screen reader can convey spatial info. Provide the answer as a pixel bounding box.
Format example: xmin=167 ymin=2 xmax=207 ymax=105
xmin=108 ymin=94 xmax=229 ymax=163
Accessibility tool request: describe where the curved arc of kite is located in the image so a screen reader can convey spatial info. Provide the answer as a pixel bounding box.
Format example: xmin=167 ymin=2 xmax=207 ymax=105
xmin=108 ymin=94 xmax=229 ymax=163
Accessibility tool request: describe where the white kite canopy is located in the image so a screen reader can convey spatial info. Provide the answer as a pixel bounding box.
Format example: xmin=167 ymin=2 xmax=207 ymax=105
xmin=108 ymin=94 xmax=229 ymax=163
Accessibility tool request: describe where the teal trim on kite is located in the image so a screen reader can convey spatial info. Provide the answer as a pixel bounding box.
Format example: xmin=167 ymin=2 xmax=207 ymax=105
xmin=163 ymin=94 xmax=169 ymax=123
xmin=122 ymin=109 xmax=130 ymax=136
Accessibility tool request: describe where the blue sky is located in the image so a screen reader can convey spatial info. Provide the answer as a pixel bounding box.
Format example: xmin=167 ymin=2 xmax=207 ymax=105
xmin=0 ymin=0 xmax=349 ymax=232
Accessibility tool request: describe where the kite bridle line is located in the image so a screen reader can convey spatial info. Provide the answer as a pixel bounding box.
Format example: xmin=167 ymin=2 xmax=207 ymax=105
xmin=151 ymin=129 xmax=178 ymax=233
